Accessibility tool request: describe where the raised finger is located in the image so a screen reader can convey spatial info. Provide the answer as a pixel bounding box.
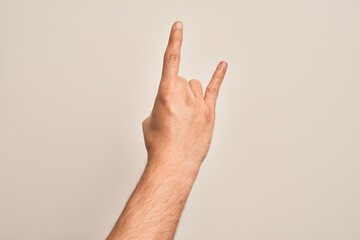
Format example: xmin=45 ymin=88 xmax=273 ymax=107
xmin=204 ymin=61 xmax=228 ymax=108
xmin=160 ymin=21 xmax=183 ymax=83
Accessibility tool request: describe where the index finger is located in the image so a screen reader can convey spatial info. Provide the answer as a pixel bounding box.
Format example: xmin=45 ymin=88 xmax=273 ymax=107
xmin=160 ymin=21 xmax=183 ymax=83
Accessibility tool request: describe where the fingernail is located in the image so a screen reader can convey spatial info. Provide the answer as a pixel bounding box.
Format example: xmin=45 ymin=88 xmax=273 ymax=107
xmin=221 ymin=61 xmax=228 ymax=69
xmin=175 ymin=21 xmax=183 ymax=29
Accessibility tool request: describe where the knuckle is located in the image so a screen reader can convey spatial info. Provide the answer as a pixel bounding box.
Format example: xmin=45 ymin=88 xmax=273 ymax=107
xmin=205 ymin=110 xmax=214 ymax=123
xmin=197 ymin=108 xmax=211 ymax=124
xmin=178 ymin=76 xmax=188 ymax=84
xmin=185 ymin=94 xmax=195 ymax=106
xmin=157 ymin=91 xmax=176 ymax=110
xmin=162 ymin=99 xmax=176 ymax=115
xmin=159 ymin=82 xmax=175 ymax=95
xmin=206 ymin=85 xmax=218 ymax=95
xmin=190 ymin=79 xmax=202 ymax=86
xmin=204 ymin=106 xmax=211 ymax=121
xmin=164 ymin=52 xmax=180 ymax=64
xmin=157 ymin=91 xmax=171 ymax=103
xmin=160 ymin=83 xmax=179 ymax=97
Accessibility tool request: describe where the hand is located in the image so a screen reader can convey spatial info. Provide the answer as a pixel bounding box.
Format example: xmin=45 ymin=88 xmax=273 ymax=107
xmin=107 ymin=21 xmax=227 ymax=239
xmin=142 ymin=21 xmax=228 ymax=170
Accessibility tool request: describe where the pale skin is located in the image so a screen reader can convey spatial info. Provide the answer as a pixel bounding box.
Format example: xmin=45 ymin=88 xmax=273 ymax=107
xmin=106 ymin=21 xmax=228 ymax=240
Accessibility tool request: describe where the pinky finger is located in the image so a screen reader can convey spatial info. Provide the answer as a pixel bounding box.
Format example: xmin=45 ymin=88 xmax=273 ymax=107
xmin=204 ymin=61 xmax=228 ymax=109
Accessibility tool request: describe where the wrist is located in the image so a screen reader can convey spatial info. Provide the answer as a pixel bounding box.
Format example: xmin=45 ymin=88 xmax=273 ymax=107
xmin=145 ymin=151 xmax=201 ymax=184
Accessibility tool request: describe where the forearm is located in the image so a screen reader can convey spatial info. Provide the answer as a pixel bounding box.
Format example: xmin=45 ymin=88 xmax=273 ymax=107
xmin=107 ymin=154 xmax=201 ymax=240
